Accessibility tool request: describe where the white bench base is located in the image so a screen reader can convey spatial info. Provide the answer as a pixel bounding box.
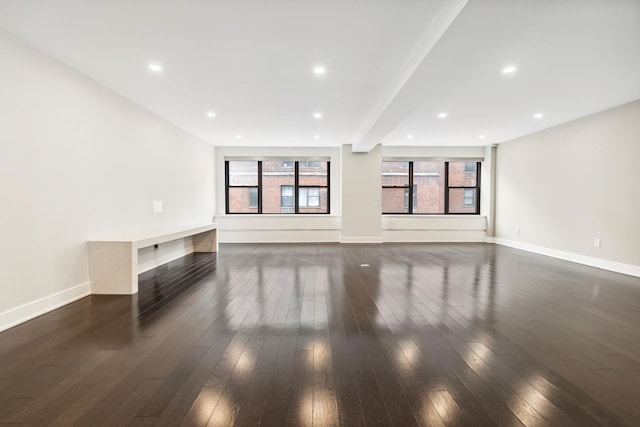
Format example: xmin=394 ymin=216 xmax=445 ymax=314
xmin=88 ymin=224 xmax=217 ymax=295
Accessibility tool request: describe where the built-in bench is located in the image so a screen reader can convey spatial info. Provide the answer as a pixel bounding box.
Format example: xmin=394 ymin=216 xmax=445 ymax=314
xmin=88 ymin=223 xmax=218 ymax=295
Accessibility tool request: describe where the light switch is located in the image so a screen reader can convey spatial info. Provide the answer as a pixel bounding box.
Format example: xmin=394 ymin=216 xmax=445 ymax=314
xmin=152 ymin=200 xmax=163 ymax=214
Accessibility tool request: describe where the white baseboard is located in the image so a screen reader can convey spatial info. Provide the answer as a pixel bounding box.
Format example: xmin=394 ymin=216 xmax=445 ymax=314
xmin=0 ymin=281 xmax=91 ymax=333
xmin=138 ymin=245 xmax=194 ymax=274
xmin=491 ymin=237 xmax=640 ymax=278
xmin=340 ymin=236 xmax=384 ymax=244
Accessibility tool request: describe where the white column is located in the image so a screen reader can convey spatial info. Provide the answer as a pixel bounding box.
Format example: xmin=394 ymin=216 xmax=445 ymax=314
xmin=340 ymin=144 xmax=382 ymax=243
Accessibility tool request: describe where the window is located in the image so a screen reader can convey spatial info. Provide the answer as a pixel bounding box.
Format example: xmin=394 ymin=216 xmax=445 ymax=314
xmin=382 ymin=161 xmax=480 ymax=214
xmin=447 ymin=161 xmax=480 ymax=213
xmin=226 ymin=160 xmax=330 ymax=214
xmin=463 ymin=188 xmax=474 ymax=207
xmin=281 ymin=185 xmax=294 ymax=207
xmin=281 ymin=185 xmax=294 ymax=213
xmin=249 ymin=188 xmax=258 ymax=208
xmin=226 ymin=161 xmax=259 ymax=213
xmin=299 ymin=187 xmax=320 ymax=207
xmin=299 ymin=160 xmax=320 ymax=168
xmin=404 ymin=185 xmax=417 ymax=213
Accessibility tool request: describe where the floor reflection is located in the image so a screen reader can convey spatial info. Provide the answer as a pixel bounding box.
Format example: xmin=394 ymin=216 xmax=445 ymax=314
xmin=57 ymin=242 xmax=639 ymax=426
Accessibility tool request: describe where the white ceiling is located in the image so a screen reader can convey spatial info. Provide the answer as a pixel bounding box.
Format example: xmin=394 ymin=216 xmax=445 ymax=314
xmin=1 ymin=0 xmax=639 ymax=150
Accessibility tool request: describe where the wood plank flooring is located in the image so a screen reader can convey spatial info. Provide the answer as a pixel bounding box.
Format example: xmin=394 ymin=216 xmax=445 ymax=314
xmin=2 ymin=243 xmax=640 ymax=426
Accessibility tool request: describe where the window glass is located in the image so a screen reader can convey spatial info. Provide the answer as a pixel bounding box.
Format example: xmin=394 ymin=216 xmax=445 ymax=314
xmin=299 ymin=160 xmax=320 ymax=168
xmin=299 ymin=161 xmax=328 ymax=186
xmin=299 ymin=187 xmax=327 ymax=213
xmin=382 ymin=161 xmax=409 ymax=186
xmin=382 ymin=161 xmax=480 ymax=215
xmin=403 ymin=185 xmax=418 ymax=213
xmin=463 ymin=188 xmax=474 ymax=207
xmin=225 ymin=160 xmax=329 ymax=214
xmin=413 ymin=162 xmax=445 ymax=214
xmin=228 ymin=161 xmax=258 ymax=186
xmin=228 ymin=187 xmax=259 ymax=213
xmin=262 ymin=161 xmax=295 ymax=214
xmin=249 ymin=188 xmax=258 ymax=208
xmin=449 ymin=161 xmax=477 ymax=187
xmin=382 ymin=187 xmax=409 ymax=213
xmin=449 ymin=188 xmax=477 ymax=213
xmin=280 ymin=185 xmax=294 ymax=213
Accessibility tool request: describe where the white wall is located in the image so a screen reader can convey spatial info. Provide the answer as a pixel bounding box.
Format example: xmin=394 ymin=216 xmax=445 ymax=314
xmin=0 ymin=31 xmax=214 ymax=330
xmin=341 ymin=144 xmax=383 ymax=243
xmin=214 ymin=146 xmax=341 ymax=243
xmin=495 ymin=100 xmax=640 ymax=276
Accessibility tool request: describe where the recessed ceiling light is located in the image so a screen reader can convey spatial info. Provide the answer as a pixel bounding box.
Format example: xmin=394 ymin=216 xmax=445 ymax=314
xmin=314 ymin=135 xmax=320 ymax=140
xmin=235 ymin=135 xmax=242 ymax=139
xmin=501 ymin=65 xmax=517 ymax=74
xmin=313 ymin=66 xmax=326 ymax=76
xmin=533 ymin=113 xmax=544 ymax=119
xmin=147 ymin=63 xmax=163 ymax=73
xmin=479 ymin=135 xmax=486 ymax=140
xmin=407 ymin=134 xmax=414 ymax=139
xmin=313 ymin=112 xmax=323 ymax=119
xmin=206 ymin=111 xmax=216 ymax=118
xmin=437 ymin=112 xmax=448 ymax=119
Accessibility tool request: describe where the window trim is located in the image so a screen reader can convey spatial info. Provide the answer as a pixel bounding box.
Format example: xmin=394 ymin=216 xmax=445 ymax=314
xmin=225 ymin=160 xmax=330 ymax=214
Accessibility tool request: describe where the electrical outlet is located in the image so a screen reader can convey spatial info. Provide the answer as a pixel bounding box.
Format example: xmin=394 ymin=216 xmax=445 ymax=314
xmin=152 ymin=200 xmax=163 ymax=214
xmin=594 ymin=238 xmax=601 ymax=248
xmin=515 ymin=227 xmax=520 ymax=235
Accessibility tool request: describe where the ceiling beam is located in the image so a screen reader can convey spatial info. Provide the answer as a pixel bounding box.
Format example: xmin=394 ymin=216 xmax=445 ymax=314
xmin=350 ymin=0 xmax=468 ymax=153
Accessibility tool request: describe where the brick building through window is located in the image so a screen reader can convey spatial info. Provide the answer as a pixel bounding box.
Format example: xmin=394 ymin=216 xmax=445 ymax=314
xmin=382 ymin=161 xmax=480 ymax=214
xmin=226 ymin=160 xmax=329 ymax=214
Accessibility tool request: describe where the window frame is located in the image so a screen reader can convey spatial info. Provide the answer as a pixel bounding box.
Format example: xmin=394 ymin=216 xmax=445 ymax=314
xmin=381 ymin=161 xmax=413 ymax=214
xmin=225 ymin=160 xmax=261 ymax=214
xmin=225 ymin=160 xmax=330 ymax=214
xmin=382 ymin=160 xmax=481 ymax=215
xmin=446 ymin=161 xmax=481 ymax=214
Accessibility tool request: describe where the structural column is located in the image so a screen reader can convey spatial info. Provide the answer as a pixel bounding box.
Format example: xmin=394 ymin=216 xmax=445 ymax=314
xmin=340 ymin=144 xmax=383 ymax=243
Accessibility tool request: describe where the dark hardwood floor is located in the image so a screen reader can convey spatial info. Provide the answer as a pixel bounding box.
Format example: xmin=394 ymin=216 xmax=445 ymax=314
xmin=2 ymin=243 xmax=640 ymax=426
